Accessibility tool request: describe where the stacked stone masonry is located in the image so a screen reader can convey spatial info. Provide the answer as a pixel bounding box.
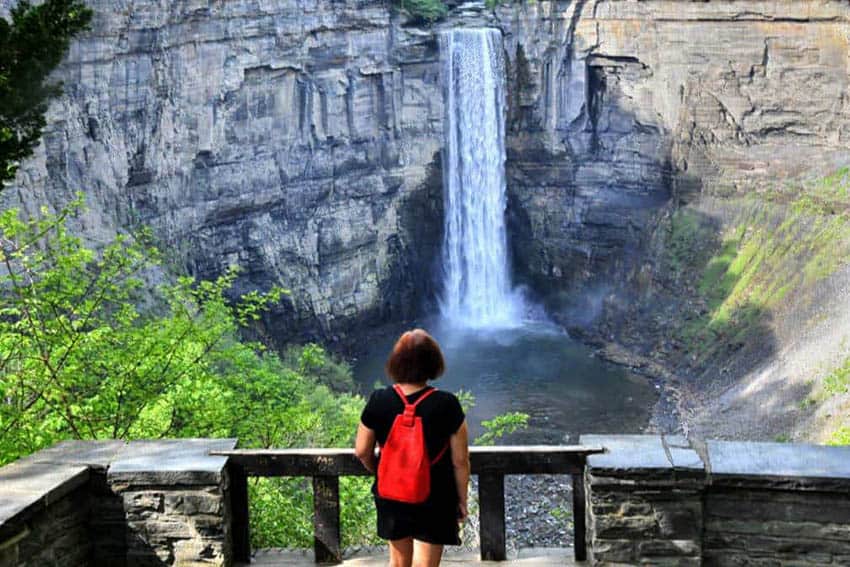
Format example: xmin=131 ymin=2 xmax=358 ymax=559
xmin=582 ymin=434 xmax=850 ymax=566
xmin=0 ymin=485 xmax=91 ymax=567
xmin=0 ymin=439 xmax=236 ymax=567
xmin=4 ymin=436 xmax=850 ymax=565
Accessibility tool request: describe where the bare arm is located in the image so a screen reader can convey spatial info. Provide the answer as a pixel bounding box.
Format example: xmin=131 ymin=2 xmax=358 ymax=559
xmin=450 ymin=420 xmax=470 ymax=521
xmin=355 ymin=422 xmax=377 ymax=474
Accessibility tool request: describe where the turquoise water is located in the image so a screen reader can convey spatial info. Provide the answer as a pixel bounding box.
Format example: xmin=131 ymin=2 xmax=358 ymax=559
xmin=352 ymin=318 xmax=657 ymax=444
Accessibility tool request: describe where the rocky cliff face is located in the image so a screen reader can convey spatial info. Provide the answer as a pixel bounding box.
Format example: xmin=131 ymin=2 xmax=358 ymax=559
xmin=3 ymin=0 xmax=448 ymax=345
xmin=4 ymin=0 xmax=849 ymax=355
xmin=495 ymin=1 xmax=850 ymax=316
xmin=495 ymin=1 xmax=850 ymax=442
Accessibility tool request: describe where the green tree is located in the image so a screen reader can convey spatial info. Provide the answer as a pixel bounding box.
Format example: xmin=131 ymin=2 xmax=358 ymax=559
xmin=0 ymin=197 xmax=285 ymax=460
xmin=0 ymin=0 xmax=92 ymax=187
xmin=0 ymin=198 xmax=376 ymax=547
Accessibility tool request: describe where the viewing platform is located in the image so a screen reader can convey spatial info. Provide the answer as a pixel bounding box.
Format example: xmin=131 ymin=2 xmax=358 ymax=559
xmin=240 ymin=547 xmax=573 ymax=565
xmin=2 ymin=436 xmax=850 ymax=566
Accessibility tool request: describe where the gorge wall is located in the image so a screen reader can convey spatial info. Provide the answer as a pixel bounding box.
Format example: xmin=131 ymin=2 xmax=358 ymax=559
xmin=498 ymin=0 xmax=850 ymax=306
xmin=3 ymin=1 xmax=850 ymax=439
xmin=3 ymin=0 xmax=450 ymax=344
xmin=491 ymin=0 xmax=850 ymax=443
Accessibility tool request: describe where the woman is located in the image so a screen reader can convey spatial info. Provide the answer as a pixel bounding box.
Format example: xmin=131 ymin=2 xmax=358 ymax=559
xmin=355 ymin=329 xmax=470 ymax=567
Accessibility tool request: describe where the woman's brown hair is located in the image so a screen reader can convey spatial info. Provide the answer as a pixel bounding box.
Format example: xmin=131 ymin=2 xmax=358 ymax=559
xmin=385 ymin=329 xmax=446 ymax=384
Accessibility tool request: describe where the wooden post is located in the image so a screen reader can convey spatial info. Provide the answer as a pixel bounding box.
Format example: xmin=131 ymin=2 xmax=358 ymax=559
xmin=313 ymin=475 xmax=341 ymax=564
xmin=229 ymin=463 xmax=251 ymax=564
xmin=478 ymin=473 xmax=506 ymax=561
xmin=572 ymin=472 xmax=587 ymax=561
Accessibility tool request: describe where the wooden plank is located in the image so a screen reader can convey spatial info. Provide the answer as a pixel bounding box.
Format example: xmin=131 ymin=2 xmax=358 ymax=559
xmin=572 ymin=473 xmax=587 ymax=562
xmin=218 ymin=452 xmax=369 ymax=477
xmin=209 ymin=446 xmax=607 ymax=563
xmin=478 ymin=473 xmax=506 ymax=561
xmin=229 ymin=463 xmax=251 ymax=564
xmin=210 ymin=445 xmax=604 ymax=477
xmin=313 ymin=475 xmax=341 ymax=564
xmin=471 ymin=449 xmax=591 ymax=475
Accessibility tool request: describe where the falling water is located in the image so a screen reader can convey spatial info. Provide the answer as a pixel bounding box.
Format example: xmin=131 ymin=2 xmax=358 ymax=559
xmin=439 ymin=28 xmax=522 ymax=329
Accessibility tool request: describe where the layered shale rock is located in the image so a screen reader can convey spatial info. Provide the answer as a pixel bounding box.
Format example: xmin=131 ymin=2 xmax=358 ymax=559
xmin=495 ymin=1 xmax=850 ymax=310
xmin=2 ymin=0 xmax=447 ymax=345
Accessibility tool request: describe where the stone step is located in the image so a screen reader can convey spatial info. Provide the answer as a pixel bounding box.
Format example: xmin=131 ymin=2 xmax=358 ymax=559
xmin=238 ymin=547 xmax=579 ymax=566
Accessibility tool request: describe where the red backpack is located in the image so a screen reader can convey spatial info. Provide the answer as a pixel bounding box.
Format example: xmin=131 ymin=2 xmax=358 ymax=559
xmin=377 ymin=385 xmax=449 ymax=503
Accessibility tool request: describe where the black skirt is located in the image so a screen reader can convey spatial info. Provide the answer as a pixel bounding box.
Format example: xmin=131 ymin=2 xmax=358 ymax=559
xmin=373 ymin=458 xmax=461 ymax=545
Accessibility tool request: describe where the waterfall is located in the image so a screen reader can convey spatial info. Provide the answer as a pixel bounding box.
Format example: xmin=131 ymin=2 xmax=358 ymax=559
xmin=439 ymin=28 xmax=521 ymax=329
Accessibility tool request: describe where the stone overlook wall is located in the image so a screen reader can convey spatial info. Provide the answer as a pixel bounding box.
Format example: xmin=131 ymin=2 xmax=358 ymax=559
xmin=0 ymin=439 xmax=236 ymax=567
xmin=2 ymin=1 xmax=849 ymax=344
xmin=2 ymin=437 xmax=850 ymax=566
xmin=0 ymin=454 xmax=92 ymax=566
xmin=582 ymin=434 xmax=850 ymax=566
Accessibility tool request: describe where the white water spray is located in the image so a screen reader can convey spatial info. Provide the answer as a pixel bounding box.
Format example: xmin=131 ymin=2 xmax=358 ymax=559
xmin=439 ymin=28 xmax=522 ymax=329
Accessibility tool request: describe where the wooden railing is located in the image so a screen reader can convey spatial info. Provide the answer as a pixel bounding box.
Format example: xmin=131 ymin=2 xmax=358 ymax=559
xmin=211 ymin=445 xmax=605 ymax=564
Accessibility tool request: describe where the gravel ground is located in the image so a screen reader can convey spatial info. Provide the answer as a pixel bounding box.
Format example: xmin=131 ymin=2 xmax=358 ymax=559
xmin=459 ymin=475 xmax=574 ymax=552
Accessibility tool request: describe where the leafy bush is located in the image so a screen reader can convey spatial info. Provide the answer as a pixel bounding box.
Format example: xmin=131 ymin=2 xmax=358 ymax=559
xmin=829 ymin=426 xmax=850 ymax=446
xmin=0 ymin=198 xmax=371 ymax=547
xmin=0 ymin=197 xmax=287 ymax=458
xmin=457 ymin=389 xmax=529 ymax=445
xmin=394 ymin=0 xmax=448 ymax=22
xmin=282 ymin=342 xmax=356 ymax=393
xmin=476 ymin=412 xmax=530 ymax=446
xmin=823 ymin=356 xmax=850 ymax=397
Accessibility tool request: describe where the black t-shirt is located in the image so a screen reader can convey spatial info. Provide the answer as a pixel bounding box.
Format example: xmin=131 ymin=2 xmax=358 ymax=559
xmin=360 ymin=384 xmax=466 ymax=544
xmin=360 ymin=385 xmax=465 ymax=459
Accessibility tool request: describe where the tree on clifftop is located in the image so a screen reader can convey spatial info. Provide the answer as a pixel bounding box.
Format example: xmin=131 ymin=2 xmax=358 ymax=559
xmin=0 ymin=0 xmax=92 ymax=189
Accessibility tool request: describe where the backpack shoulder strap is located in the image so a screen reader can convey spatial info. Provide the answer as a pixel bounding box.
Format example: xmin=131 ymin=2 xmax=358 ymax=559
xmin=431 ymin=442 xmax=450 ymax=465
xmin=391 ymin=385 xmax=437 ymax=410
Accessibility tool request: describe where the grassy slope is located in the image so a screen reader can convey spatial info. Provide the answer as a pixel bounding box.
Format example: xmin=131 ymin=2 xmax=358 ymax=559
xmin=659 ymin=168 xmax=850 ymax=443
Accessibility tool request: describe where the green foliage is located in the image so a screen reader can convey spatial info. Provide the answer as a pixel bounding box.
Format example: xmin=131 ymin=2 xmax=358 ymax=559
xmin=0 ymin=199 xmax=377 ymax=548
xmin=249 ymin=475 xmax=379 ymax=550
xmin=394 ymin=0 xmax=447 ymax=22
xmin=475 ymin=412 xmax=530 ymax=446
xmin=392 ymin=0 xmax=519 ymax=21
xmin=248 ymin=477 xmax=381 ymax=549
xmin=340 ymin=477 xmax=380 ymax=547
xmin=250 ymin=478 xmax=313 ymax=547
xmin=456 ymin=389 xmax=529 ymax=445
xmin=550 ymin=502 xmax=572 ymax=526
xmin=664 ymin=209 xmax=714 ymax=277
xmin=802 ymin=354 xmax=850 ymax=411
xmin=0 ymin=0 xmax=92 ymax=188
xmin=455 ymin=388 xmax=475 ymax=414
xmin=665 ymin=169 xmax=850 ymax=364
xmin=828 ymin=426 xmax=850 ymax=446
xmin=240 ymin=354 xmax=368 ymax=549
xmin=0 ymin=198 xmax=289 ymax=459
xmin=281 ymin=342 xmax=355 ymax=393
xmin=246 ymin=380 xmax=370 ymax=549
xmin=822 ymin=356 xmax=850 ymax=397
